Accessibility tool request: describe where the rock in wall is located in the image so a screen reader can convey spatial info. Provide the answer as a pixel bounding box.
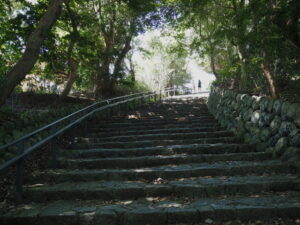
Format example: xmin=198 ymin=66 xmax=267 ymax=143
xmin=207 ymin=87 xmax=300 ymax=166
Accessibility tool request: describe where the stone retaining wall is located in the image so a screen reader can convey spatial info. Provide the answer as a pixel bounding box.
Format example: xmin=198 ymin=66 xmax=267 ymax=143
xmin=207 ymin=87 xmax=300 ymax=165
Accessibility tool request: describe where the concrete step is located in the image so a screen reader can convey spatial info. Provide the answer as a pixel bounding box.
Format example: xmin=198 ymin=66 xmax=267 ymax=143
xmin=78 ymin=131 xmax=234 ymax=143
xmin=89 ymin=124 xmax=222 ymax=133
xmin=136 ymin=104 xmax=208 ymax=110
xmin=108 ymin=114 xmax=215 ymax=123
xmin=94 ymin=120 xmax=219 ymax=129
xmin=2 ymin=98 xmax=300 ymax=225
xmin=118 ymin=111 xmax=212 ymax=118
xmin=64 ymin=143 xmax=256 ymax=158
xmin=94 ymin=117 xmax=216 ymax=128
xmin=101 ymin=115 xmax=215 ymax=124
xmin=32 ymin=160 xmax=291 ymax=183
xmin=3 ymin=194 xmax=300 ymax=225
xmin=71 ymin=136 xmax=243 ymax=149
xmin=58 ymin=152 xmax=273 ymax=169
xmin=24 ymin=175 xmax=300 ymax=202
xmin=140 ymin=105 xmax=209 ymax=111
xmin=88 ymin=126 xmax=225 ymax=137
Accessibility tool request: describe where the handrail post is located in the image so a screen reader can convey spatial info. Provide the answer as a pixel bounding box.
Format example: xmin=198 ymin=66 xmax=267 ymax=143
xmin=125 ymin=102 xmax=129 ymax=114
xmin=51 ymin=124 xmax=58 ymax=168
xmin=82 ymin=109 xmax=89 ymax=136
xmin=69 ymin=117 xmax=76 ymax=144
xmin=83 ymin=118 xmax=88 ymax=135
xmin=118 ymin=103 xmax=121 ymax=117
xmin=134 ymin=98 xmax=137 ymax=108
xmin=106 ymin=107 xmax=111 ymax=120
xmin=15 ymin=140 xmax=25 ymax=205
xmin=92 ymin=112 xmax=97 ymax=128
xmin=140 ymin=95 xmax=144 ymax=106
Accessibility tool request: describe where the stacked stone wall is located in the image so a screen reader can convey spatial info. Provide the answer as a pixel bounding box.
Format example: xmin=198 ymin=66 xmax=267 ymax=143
xmin=208 ymin=87 xmax=300 ymax=165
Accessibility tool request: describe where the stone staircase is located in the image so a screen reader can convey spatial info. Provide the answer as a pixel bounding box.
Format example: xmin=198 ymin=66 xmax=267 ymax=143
xmin=1 ymin=98 xmax=300 ymax=225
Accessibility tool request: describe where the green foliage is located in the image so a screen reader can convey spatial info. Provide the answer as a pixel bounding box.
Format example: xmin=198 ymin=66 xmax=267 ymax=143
xmin=0 ymin=101 xmax=88 ymax=165
xmin=1 ymin=0 xmax=298 ymax=100
xmin=0 ymin=105 xmax=14 ymax=115
xmin=132 ymin=30 xmax=192 ymax=91
xmin=169 ymin=0 xmax=300 ymax=97
xmin=115 ymin=78 xmax=149 ymax=96
xmin=0 ymin=0 xmax=166 ymax=98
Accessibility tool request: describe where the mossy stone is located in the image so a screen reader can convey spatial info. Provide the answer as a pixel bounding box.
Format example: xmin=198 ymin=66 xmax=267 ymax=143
xmin=251 ymin=110 xmax=261 ymax=124
xmin=290 ymin=134 xmax=300 ymax=147
xmin=281 ymin=102 xmax=292 ymax=121
xmin=13 ymin=130 xmax=23 ymax=140
xmin=279 ymin=121 xmax=297 ymax=136
xmin=270 ymin=116 xmax=281 ymax=135
xmin=243 ymin=109 xmax=253 ymax=121
xmin=4 ymin=152 xmax=15 ymax=161
xmin=258 ymin=112 xmax=272 ymax=127
xmin=281 ymin=147 xmax=300 ymax=165
xmin=267 ymin=99 xmax=275 ymax=113
xmin=4 ymin=135 xmax=13 ymax=144
xmin=275 ymin=137 xmax=288 ymax=156
xmin=259 ymin=97 xmax=269 ymax=112
xmin=292 ymin=104 xmax=300 ymax=127
xmin=252 ymin=97 xmax=261 ymax=110
xmin=260 ymin=128 xmax=271 ymax=141
xmin=3 ymin=121 xmax=14 ymax=130
xmin=0 ymin=128 xmax=5 ymax=141
xmin=273 ymin=100 xmax=282 ymax=115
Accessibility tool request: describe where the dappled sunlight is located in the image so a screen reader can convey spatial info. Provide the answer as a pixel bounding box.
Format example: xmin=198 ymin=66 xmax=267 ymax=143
xmin=177 ymin=177 xmax=197 ymax=181
xmin=153 ymin=177 xmax=166 ymax=184
xmin=123 ymin=200 xmax=133 ymax=205
xmin=21 ymin=205 xmax=36 ymax=210
xmin=27 ymin=183 xmax=46 ymax=188
xmin=154 ymin=153 xmax=188 ymax=158
xmin=147 ymin=112 xmax=156 ymax=116
xmin=58 ymin=211 xmax=75 ymax=216
xmin=158 ymin=202 xmax=183 ymax=208
xmin=175 ymin=117 xmax=188 ymax=121
xmin=134 ymin=168 xmax=153 ymax=172
xmin=127 ymin=114 xmax=140 ymax=119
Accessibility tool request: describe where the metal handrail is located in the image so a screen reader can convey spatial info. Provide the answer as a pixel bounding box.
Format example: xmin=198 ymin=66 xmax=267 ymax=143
xmin=0 ymin=88 xmax=177 ymax=204
xmin=0 ymin=91 xmax=152 ymax=167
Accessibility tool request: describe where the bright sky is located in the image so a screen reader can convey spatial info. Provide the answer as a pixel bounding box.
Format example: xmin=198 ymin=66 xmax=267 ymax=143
xmin=133 ymin=29 xmax=215 ymax=92
xmin=186 ymin=58 xmax=216 ymax=91
xmin=26 ymin=0 xmax=38 ymax=4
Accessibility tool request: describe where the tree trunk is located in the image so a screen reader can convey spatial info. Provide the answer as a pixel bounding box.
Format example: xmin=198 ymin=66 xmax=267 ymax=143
xmin=101 ymin=74 xmax=114 ymax=97
xmin=131 ymin=71 xmax=135 ymax=83
xmin=113 ymin=36 xmax=132 ymax=78
xmin=235 ymin=42 xmax=248 ymax=91
xmin=210 ymin=52 xmax=219 ymax=80
xmin=60 ymin=3 xmax=79 ymax=100
xmin=261 ymin=60 xmax=278 ymax=99
xmin=129 ymin=56 xmax=136 ymax=83
xmin=94 ymin=60 xmax=111 ymax=98
xmin=231 ymin=0 xmax=249 ymax=91
xmin=93 ymin=70 xmax=102 ymax=99
xmin=60 ymin=58 xmax=78 ymax=99
xmin=0 ymin=0 xmax=67 ymax=106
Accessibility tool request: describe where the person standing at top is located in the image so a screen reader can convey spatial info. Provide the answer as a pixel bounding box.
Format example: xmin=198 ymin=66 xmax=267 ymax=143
xmin=198 ymin=80 xmax=202 ymax=92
